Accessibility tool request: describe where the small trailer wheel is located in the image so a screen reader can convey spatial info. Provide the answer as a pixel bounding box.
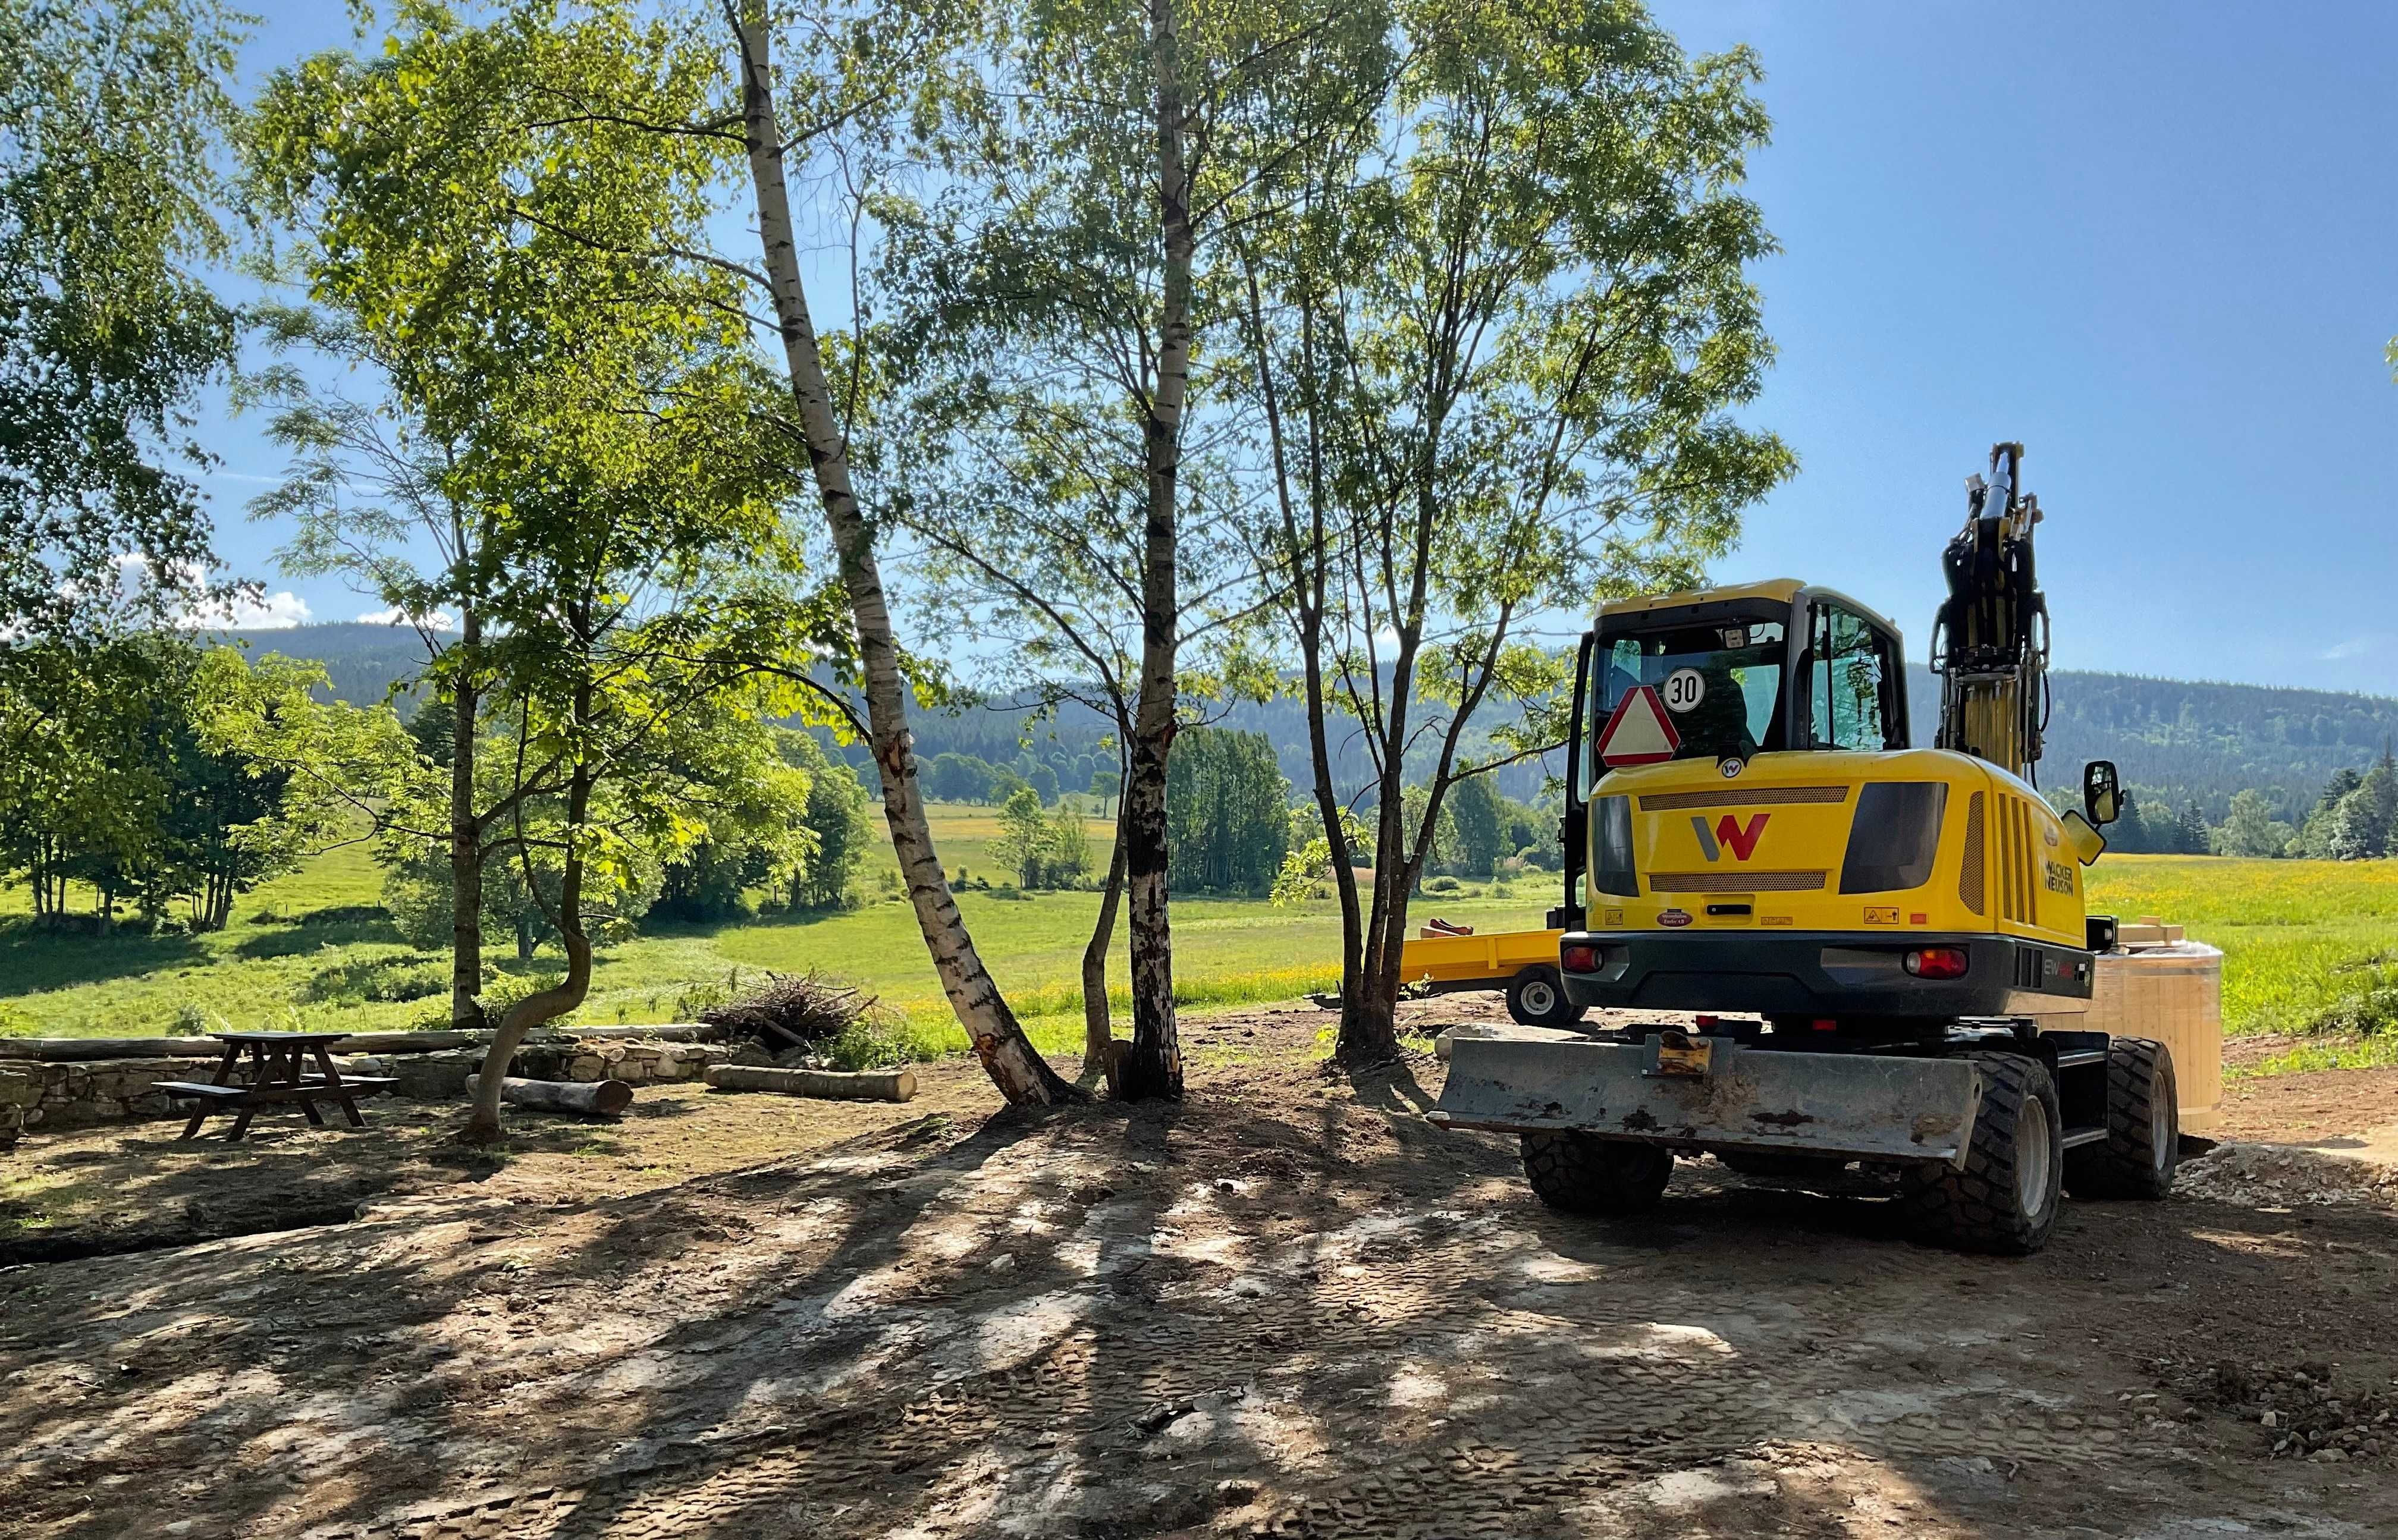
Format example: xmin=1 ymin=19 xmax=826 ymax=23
xmin=1505 ymin=964 xmax=1588 ymax=1028
xmin=1899 ymin=1052 xmax=2064 ymax=1255
xmin=2064 ymin=1038 xmax=2179 ymax=1200
xmin=1521 ymin=1131 xmax=1672 ymax=1214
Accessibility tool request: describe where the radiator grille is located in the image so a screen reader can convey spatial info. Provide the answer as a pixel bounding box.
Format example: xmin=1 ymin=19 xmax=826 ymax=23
xmin=1648 ymin=870 xmax=1828 ymax=894
xmin=1637 ymin=786 xmax=1850 ymax=811
xmin=1994 ymin=794 xmax=2038 ymax=928
xmin=1958 ymin=791 xmax=1985 ymax=916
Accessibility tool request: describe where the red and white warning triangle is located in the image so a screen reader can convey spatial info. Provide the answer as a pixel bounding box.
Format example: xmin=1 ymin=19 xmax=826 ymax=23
xmin=1595 ymin=684 xmax=1681 ymax=768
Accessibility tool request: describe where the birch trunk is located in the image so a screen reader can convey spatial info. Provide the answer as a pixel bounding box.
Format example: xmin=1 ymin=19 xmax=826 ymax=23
xmin=1079 ymin=809 xmax=1129 ymax=1077
xmin=1116 ymin=0 xmax=1194 ymax=1101
xmin=729 ymin=5 xmax=1077 ymax=1105
xmin=448 ymin=609 xmax=483 ymax=1029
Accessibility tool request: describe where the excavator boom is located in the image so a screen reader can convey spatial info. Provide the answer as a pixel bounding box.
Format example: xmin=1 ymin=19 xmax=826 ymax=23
xmin=1932 ymin=442 xmax=2050 ymax=784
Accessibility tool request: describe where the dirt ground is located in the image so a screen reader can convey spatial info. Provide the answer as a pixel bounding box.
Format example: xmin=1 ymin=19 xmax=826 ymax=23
xmin=3 ymin=999 xmax=2396 ymax=1539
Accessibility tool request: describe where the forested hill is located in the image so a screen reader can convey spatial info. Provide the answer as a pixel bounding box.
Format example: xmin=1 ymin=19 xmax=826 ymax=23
xmin=218 ymin=623 xmax=435 ymax=714
xmin=2016 ymin=670 xmax=2398 ymax=822
xmin=236 ymin=625 xmax=2396 ymax=821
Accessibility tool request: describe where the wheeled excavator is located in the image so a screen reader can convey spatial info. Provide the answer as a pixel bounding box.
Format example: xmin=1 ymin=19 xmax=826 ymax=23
xmin=1429 ymin=443 xmax=2178 ymax=1254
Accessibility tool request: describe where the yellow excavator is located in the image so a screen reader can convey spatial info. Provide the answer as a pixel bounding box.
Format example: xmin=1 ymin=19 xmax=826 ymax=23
xmin=1430 ymin=443 xmax=2179 ymax=1253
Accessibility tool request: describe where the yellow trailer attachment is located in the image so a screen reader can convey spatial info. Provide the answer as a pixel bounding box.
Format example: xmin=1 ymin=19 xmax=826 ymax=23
xmin=1400 ymin=927 xmax=1586 ymax=1028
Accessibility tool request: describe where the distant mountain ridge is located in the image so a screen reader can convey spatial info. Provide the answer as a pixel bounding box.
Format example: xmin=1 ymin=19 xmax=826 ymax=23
xmin=231 ymin=624 xmax=2398 ymax=822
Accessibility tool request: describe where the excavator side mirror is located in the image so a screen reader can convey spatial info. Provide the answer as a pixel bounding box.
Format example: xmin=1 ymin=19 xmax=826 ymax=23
xmin=2083 ymin=760 xmax=2121 ymax=826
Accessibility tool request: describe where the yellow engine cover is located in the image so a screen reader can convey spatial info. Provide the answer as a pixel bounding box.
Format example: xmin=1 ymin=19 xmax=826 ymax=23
xmin=1587 ymin=748 xmax=2088 ymax=947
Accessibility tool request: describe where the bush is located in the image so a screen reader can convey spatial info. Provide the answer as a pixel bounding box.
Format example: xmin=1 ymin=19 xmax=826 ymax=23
xmin=2302 ymin=954 xmax=2398 ymax=1038
xmin=820 ymin=1015 xmax=918 ymax=1071
xmin=1423 ymin=875 xmax=1463 ymax=894
xmin=308 ymin=954 xmax=467 ymax=1005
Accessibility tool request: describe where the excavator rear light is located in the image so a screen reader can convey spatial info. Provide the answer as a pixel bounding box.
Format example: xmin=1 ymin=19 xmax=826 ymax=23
xmin=1903 ymin=946 xmax=1970 ymax=980
xmin=1561 ymin=942 xmax=1602 ymax=973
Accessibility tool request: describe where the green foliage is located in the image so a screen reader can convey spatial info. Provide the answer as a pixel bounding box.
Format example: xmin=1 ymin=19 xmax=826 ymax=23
xmin=1273 ymin=806 xmax=1367 ymax=906
xmin=1167 ymin=729 xmax=1289 ymax=894
xmin=2211 ymin=788 xmax=2296 ymax=859
xmin=988 ymin=787 xmax=1050 ymax=889
xmin=0 ymin=0 xmax=244 ymax=637
xmin=0 ymin=638 xmax=406 ymax=931
xmin=2299 ymin=954 xmax=2398 ymax=1039
xmin=308 ymin=954 xmax=462 ymax=1005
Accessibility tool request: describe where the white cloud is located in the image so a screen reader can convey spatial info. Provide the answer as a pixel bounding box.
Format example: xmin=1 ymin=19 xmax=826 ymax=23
xmin=357 ymin=605 xmax=455 ymax=630
xmin=2321 ymin=634 xmax=2387 ymax=662
xmin=178 ymin=589 xmax=312 ymax=630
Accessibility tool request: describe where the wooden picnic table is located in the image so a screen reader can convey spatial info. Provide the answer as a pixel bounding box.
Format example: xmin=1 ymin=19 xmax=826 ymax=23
xmin=157 ymin=1031 xmax=396 ymax=1142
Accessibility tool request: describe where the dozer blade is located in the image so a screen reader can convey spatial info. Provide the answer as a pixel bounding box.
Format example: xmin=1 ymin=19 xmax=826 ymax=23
xmin=1427 ymin=1032 xmax=1982 ymax=1167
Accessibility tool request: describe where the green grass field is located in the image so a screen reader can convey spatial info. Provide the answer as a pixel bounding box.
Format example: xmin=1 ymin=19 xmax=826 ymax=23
xmin=2083 ymin=856 xmax=2398 ymax=1075
xmin=0 ymin=804 xmax=1546 ymax=1058
xmin=5 ymin=827 xmax=2391 ymax=1073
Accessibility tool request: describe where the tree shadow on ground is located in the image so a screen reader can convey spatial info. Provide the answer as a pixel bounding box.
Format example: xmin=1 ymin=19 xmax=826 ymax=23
xmin=0 ymin=918 xmax=208 ymax=998
xmin=7 ymin=1041 xmax=2396 ymax=1540
xmin=228 ymin=912 xmax=408 ymax=958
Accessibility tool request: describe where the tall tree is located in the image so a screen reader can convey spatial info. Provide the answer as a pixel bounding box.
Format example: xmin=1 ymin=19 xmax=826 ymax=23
xmin=719 ymin=0 xmax=1079 ymax=1103
xmin=0 ymin=0 xmax=245 ymax=637
xmin=881 ymin=0 xmax=1385 ymax=1096
xmin=243 ymin=306 xmax=500 ymax=1026
xmin=1165 ymin=727 xmax=1289 ymax=893
xmin=1235 ymin=0 xmax=1794 ymax=1060
xmin=253 ymin=1 xmax=825 ymax=1140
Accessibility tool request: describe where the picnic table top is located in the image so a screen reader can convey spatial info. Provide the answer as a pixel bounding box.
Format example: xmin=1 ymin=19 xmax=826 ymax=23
xmin=207 ymin=1030 xmax=352 ymax=1044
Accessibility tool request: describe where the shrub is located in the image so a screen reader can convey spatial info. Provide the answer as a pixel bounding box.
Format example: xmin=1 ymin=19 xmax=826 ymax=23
xmin=308 ymin=954 xmax=466 ymax=1005
xmin=1423 ymin=875 xmax=1462 ymax=894
xmin=820 ymin=1016 xmax=918 ymax=1071
xmin=2302 ymin=954 xmax=2398 ymax=1038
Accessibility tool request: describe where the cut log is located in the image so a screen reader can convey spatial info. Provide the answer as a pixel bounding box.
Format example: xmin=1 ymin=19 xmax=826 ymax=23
xmin=463 ymin=1074 xmax=633 ymax=1118
xmin=704 ymin=1064 xmax=916 ymax=1103
xmin=0 ymin=1037 xmax=221 ymax=1062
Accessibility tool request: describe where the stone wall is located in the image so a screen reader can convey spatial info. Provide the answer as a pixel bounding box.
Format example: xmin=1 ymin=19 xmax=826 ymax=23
xmin=0 ymin=1031 xmax=733 ymax=1134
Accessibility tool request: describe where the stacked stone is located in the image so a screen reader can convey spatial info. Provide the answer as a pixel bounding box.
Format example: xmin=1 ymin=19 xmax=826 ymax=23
xmin=0 ymin=1069 xmax=36 ymax=1148
xmin=3 ymin=1056 xmax=252 ymax=1132
xmin=0 ymin=1029 xmax=732 ymax=1130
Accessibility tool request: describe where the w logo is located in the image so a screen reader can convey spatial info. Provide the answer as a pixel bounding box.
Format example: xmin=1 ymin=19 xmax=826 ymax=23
xmin=1691 ymin=813 xmax=1769 ymax=862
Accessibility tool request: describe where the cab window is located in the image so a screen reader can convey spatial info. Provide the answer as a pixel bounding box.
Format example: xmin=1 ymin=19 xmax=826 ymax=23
xmin=1806 ymin=604 xmax=1897 ymax=751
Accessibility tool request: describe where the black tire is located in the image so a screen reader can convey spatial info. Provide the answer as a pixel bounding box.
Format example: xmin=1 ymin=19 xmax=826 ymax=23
xmin=1505 ymin=964 xmax=1587 ymax=1028
xmin=1900 ymin=1052 xmax=2064 ymax=1255
xmin=2065 ymin=1038 xmax=2179 ymax=1200
xmin=1520 ymin=1132 xmax=1673 ymax=1215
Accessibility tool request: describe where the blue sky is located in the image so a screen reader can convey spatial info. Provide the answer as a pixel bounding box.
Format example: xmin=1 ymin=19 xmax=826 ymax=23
xmin=202 ymin=2 xmax=2397 ymax=696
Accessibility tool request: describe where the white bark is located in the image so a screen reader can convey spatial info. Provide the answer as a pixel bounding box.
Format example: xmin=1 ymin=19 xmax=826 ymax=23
xmin=728 ymin=4 xmax=1076 ymax=1105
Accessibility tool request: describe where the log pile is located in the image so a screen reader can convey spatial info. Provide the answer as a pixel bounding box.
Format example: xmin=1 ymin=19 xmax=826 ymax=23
xmin=703 ymin=1063 xmax=916 ymax=1103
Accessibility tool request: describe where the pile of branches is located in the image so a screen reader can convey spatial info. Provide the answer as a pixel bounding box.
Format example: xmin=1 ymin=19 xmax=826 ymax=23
xmin=699 ymin=970 xmax=880 ymax=1056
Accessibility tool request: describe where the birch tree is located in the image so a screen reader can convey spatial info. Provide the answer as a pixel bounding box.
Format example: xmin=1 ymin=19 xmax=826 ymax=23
xmin=1235 ymin=0 xmax=1795 ymax=1060
xmin=877 ymin=0 xmax=1386 ymax=1097
xmin=721 ymin=0 xmax=1081 ymax=1104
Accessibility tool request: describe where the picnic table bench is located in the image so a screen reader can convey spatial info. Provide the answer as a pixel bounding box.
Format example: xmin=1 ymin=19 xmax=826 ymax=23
xmin=157 ymin=1030 xmax=396 ymax=1142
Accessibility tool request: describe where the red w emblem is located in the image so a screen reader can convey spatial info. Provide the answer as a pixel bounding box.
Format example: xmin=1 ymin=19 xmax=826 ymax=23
xmin=1691 ymin=812 xmax=1769 ymax=862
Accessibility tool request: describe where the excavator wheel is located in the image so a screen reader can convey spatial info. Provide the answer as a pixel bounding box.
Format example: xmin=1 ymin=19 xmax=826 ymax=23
xmin=2064 ymin=1038 xmax=2179 ymax=1200
xmin=1505 ymin=965 xmax=1588 ymax=1029
xmin=1899 ymin=1052 xmax=2063 ymax=1255
xmin=1521 ymin=1131 xmax=1672 ymax=1215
